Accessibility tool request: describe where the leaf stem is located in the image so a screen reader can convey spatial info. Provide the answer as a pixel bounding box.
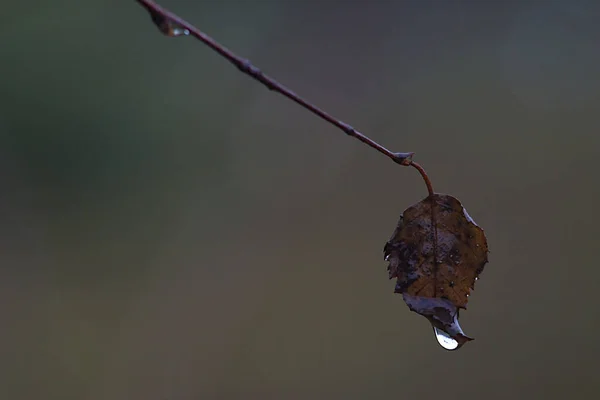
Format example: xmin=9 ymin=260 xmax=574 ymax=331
xmin=135 ymin=0 xmax=434 ymax=194
xmin=410 ymin=162 xmax=435 ymax=197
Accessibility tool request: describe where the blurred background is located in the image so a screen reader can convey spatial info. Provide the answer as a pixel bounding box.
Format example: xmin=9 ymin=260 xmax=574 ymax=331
xmin=1 ymin=0 xmax=599 ymax=399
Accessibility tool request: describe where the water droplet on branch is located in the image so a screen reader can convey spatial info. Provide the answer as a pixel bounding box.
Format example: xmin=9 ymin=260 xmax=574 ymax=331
xmin=143 ymin=5 xmax=190 ymax=37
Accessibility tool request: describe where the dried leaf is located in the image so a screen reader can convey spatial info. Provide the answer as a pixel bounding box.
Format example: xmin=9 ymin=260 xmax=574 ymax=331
xmin=384 ymin=193 xmax=488 ymax=348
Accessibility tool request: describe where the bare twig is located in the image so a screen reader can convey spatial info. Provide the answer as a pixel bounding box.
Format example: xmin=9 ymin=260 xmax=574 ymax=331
xmin=135 ymin=0 xmax=435 ymax=195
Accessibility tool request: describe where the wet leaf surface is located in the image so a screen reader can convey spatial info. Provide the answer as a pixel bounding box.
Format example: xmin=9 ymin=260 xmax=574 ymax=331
xmin=384 ymin=193 xmax=488 ymax=349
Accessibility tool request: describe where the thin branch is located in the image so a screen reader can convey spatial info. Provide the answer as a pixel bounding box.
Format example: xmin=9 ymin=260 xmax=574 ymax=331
xmin=135 ymin=0 xmax=435 ymax=195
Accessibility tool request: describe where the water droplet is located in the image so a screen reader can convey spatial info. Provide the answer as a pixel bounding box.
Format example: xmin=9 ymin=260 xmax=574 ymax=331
xmin=475 ymin=277 xmax=479 ymax=281
xmin=384 ymin=254 xmax=390 ymax=261
xmin=433 ymin=326 xmax=460 ymax=351
xmin=145 ymin=6 xmax=190 ymax=37
xmin=169 ymin=26 xmax=190 ymax=36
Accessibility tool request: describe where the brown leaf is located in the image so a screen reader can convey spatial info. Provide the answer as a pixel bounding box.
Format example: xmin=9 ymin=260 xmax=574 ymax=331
xmin=384 ymin=193 xmax=488 ymax=345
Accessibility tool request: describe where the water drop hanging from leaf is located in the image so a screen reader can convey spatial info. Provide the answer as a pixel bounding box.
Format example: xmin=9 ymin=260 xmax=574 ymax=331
xmin=402 ymin=293 xmax=473 ymax=350
xmin=384 ymin=194 xmax=489 ymax=350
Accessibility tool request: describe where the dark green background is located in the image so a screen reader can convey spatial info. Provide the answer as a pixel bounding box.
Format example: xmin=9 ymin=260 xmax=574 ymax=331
xmin=1 ymin=0 xmax=599 ymax=399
